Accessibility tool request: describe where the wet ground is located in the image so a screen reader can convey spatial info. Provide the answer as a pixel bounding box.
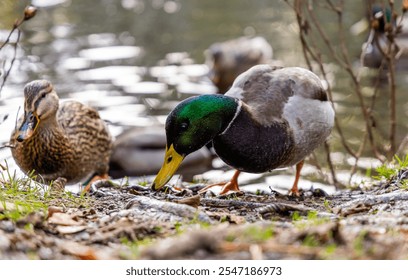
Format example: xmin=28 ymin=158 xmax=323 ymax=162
xmin=1 ymin=170 xmax=407 ymax=260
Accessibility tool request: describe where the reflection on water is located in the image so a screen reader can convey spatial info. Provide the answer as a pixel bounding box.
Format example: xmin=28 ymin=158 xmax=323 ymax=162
xmin=1 ymin=0 xmax=407 ymax=191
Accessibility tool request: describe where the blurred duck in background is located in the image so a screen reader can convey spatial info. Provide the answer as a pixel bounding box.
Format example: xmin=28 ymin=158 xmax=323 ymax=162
xmin=361 ymin=5 xmax=408 ymax=69
xmin=205 ymin=36 xmax=277 ymax=93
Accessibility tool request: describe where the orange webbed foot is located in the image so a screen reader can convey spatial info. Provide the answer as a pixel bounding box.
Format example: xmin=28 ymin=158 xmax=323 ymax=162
xmin=198 ymin=170 xmax=241 ymax=195
xmin=82 ymin=173 xmax=110 ymax=194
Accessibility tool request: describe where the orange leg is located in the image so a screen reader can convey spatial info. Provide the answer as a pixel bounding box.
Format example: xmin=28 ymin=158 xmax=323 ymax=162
xmin=289 ymin=160 xmax=304 ymax=196
xmin=82 ymin=173 xmax=110 ymax=193
xmin=199 ymin=170 xmax=241 ymax=195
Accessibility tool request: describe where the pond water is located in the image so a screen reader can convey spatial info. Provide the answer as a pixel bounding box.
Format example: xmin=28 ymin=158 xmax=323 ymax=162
xmin=1 ymin=0 xmax=407 ymax=193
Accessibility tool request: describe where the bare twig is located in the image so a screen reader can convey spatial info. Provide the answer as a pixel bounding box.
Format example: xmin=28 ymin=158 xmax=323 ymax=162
xmin=0 ymin=144 xmax=16 ymax=149
xmin=323 ymin=141 xmax=345 ymax=189
xmin=0 ymin=5 xmax=37 ymax=96
xmin=0 ymin=29 xmax=21 ymax=94
xmin=385 ymin=0 xmax=398 ymax=156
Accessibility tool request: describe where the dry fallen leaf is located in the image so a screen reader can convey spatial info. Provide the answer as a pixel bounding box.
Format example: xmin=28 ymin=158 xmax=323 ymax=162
xmin=48 ymin=212 xmax=82 ymax=226
xmin=59 ymin=240 xmax=98 ymax=260
xmin=175 ymin=195 xmax=201 ymax=208
xmin=47 ymin=206 xmax=64 ymax=218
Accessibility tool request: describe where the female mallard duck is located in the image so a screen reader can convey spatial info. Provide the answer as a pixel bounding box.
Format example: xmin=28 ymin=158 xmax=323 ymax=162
xmin=10 ymin=80 xmax=113 ymax=190
xmin=152 ymin=65 xmax=335 ymax=195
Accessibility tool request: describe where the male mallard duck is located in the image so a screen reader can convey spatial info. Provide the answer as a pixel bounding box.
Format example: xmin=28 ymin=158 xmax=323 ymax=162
xmin=10 ymin=80 xmax=113 ymax=190
xmin=205 ymin=36 xmax=274 ymax=93
xmin=151 ymin=65 xmax=335 ymax=195
xmin=362 ymin=5 xmax=408 ymax=69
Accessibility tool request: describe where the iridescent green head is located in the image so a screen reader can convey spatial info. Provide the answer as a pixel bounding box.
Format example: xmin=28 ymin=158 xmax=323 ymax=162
xmin=372 ymin=5 xmax=393 ymax=33
xmin=152 ymin=94 xmax=238 ymax=190
xmin=166 ymin=94 xmax=238 ymax=155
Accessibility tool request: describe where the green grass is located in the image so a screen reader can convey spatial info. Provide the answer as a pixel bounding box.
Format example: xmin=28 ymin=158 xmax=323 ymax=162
xmin=374 ymin=154 xmax=408 ymax=181
xmin=119 ymin=236 xmax=156 ymax=259
xmin=353 ymin=230 xmax=368 ymax=257
xmin=324 ymin=243 xmax=337 ymax=255
xmin=0 ymin=162 xmax=91 ymax=221
xmin=372 ymin=154 xmax=408 ymax=191
xmin=243 ymin=225 xmax=274 ymax=242
xmin=375 ymin=164 xmax=397 ymax=181
xmin=1 ymin=166 xmax=47 ymax=220
xmin=323 ymin=199 xmax=332 ymax=212
xmin=173 ymin=221 xmax=184 ymax=234
xmin=292 ymin=210 xmax=331 ymax=230
xmin=302 ymin=234 xmax=319 ymax=247
xmin=223 ymin=224 xmax=274 ymax=244
xmin=291 ymin=211 xmax=302 ymax=222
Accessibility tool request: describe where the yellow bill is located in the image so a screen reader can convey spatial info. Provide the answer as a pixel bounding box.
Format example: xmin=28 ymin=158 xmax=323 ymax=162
xmin=151 ymin=144 xmax=184 ymax=190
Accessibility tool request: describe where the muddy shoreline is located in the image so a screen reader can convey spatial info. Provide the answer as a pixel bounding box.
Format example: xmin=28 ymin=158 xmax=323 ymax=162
xmin=1 ymin=170 xmax=408 ymax=260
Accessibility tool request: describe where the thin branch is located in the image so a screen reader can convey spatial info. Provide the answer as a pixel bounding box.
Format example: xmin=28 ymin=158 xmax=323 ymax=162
xmin=0 ymin=143 xmax=16 ymax=149
xmin=0 ymin=5 xmax=37 ymax=97
xmin=385 ymin=0 xmax=398 ymax=157
xmin=324 ymin=141 xmax=345 ymax=189
xmin=0 ymin=29 xmax=21 ymax=93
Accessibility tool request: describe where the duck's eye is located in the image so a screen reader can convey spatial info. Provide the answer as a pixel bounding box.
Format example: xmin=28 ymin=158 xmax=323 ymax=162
xmin=180 ymin=122 xmax=189 ymax=131
xmin=29 ymin=114 xmax=35 ymax=121
xmin=40 ymin=92 xmax=47 ymax=99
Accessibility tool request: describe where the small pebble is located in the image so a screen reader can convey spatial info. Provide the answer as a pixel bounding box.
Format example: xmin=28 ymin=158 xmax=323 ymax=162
xmin=99 ymin=215 xmax=112 ymax=225
xmin=38 ymin=247 xmax=53 ymax=260
xmin=0 ymin=235 xmax=11 ymax=251
xmin=204 ymin=191 xmax=216 ymax=198
xmin=74 ymin=231 xmax=91 ymax=241
xmin=0 ymin=220 xmax=16 ymax=232
xmin=16 ymin=240 xmax=37 ymax=252
xmin=118 ymin=210 xmax=131 ymax=217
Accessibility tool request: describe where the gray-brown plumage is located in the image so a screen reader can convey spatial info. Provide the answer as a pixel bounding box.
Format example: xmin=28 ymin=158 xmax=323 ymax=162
xmin=10 ymin=80 xmax=112 ymax=186
xmin=152 ymin=65 xmax=335 ymax=195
